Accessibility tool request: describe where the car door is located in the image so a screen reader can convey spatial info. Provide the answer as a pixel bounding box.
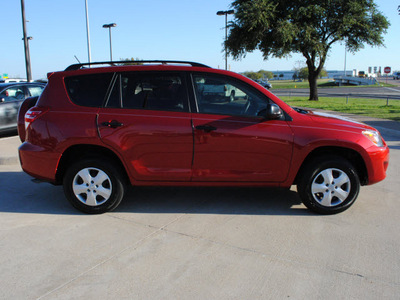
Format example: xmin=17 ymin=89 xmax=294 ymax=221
xmin=97 ymin=72 xmax=193 ymax=182
xmin=191 ymin=73 xmax=293 ymax=182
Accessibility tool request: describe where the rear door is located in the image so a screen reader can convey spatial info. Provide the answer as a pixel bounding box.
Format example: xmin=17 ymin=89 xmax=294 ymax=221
xmin=97 ymin=72 xmax=193 ymax=182
xmin=191 ymin=73 xmax=294 ymax=182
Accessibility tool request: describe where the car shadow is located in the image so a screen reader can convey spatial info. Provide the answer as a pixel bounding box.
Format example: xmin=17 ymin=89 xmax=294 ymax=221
xmin=117 ymin=186 xmax=311 ymax=216
xmin=0 ymin=129 xmax=18 ymax=138
xmin=0 ymin=171 xmax=312 ymax=216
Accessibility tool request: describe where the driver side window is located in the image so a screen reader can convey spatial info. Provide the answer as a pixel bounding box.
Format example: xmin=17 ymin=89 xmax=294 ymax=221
xmin=0 ymin=86 xmax=25 ymax=102
xmin=192 ymin=74 xmax=269 ymax=117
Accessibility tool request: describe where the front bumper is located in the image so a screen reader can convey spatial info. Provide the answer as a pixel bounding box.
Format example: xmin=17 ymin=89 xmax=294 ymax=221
xmin=364 ymin=145 xmax=389 ymax=185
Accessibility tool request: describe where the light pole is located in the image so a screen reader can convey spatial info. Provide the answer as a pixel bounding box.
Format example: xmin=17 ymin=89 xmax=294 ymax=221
xmin=85 ymin=0 xmax=91 ymax=64
xmin=20 ymin=0 xmax=32 ymax=82
xmin=103 ymin=23 xmax=117 ymax=61
xmin=344 ymin=43 xmax=347 ymax=77
xmin=216 ymin=10 xmax=234 ymax=70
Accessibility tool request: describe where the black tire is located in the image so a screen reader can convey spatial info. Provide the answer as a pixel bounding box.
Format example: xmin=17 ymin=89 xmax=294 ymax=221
xmin=63 ymin=158 xmax=126 ymax=214
xmin=297 ymin=156 xmax=360 ymax=214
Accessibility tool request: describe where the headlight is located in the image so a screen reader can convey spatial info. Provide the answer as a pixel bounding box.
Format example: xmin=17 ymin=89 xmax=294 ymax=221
xmin=362 ymin=130 xmax=384 ymax=147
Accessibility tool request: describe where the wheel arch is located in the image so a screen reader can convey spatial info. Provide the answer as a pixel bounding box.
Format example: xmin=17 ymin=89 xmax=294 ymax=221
xmin=55 ymin=144 xmax=129 ymax=185
xmin=294 ymin=146 xmax=368 ymax=186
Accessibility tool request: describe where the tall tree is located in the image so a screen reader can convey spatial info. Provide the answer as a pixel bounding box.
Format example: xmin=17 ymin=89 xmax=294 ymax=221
xmin=225 ymin=0 xmax=389 ymax=100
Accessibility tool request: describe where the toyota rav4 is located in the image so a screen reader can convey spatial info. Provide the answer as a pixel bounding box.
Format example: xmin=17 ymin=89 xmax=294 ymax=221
xmin=18 ymin=61 xmax=389 ymax=214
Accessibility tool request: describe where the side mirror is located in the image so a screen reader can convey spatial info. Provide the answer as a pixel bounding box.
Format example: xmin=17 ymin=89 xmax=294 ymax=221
xmin=266 ymin=103 xmax=283 ymax=120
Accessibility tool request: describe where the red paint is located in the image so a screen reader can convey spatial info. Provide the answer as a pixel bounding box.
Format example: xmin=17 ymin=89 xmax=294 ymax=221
xmin=18 ymin=64 xmax=389 ymax=190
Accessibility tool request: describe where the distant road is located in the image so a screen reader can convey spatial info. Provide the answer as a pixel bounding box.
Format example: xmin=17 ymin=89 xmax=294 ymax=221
xmin=272 ymin=86 xmax=400 ymax=100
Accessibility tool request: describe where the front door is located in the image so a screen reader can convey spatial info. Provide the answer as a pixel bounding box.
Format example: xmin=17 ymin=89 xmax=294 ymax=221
xmin=191 ymin=73 xmax=293 ymax=182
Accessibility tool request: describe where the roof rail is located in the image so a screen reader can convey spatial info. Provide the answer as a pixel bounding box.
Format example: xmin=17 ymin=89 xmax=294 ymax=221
xmin=65 ymin=60 xmax=211 ymax=71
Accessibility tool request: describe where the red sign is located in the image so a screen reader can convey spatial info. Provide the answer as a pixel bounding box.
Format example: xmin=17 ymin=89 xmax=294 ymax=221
xmin=384 ymin=67 xmax=391 ymax=74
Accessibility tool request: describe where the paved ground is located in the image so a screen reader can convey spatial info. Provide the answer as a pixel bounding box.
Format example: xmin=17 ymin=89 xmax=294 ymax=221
xmin=378 ymin=76 xmax=400 ymax=87
xmin=1 ymin=113 xmax=399 ymax=299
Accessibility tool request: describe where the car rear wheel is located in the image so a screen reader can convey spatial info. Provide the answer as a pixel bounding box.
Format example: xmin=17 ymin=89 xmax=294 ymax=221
xmin=297 ymin=156 xmax=360 ymax=214
xmin=63 ymin=158 xmax=125 ymax=214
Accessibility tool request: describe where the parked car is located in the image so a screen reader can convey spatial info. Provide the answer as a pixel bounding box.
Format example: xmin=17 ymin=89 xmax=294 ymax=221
xmin=0 ymin=82 xmax=45 ymax=133
xmin=0 ymin=78 xmax=26 ymax=83
xmin=256 ymin=79 xmax=272 ymax=89
xmin=393 ymin=72 xmax=400 ymax=80
xmin=18 ymin=60 xmax=389 ymax=214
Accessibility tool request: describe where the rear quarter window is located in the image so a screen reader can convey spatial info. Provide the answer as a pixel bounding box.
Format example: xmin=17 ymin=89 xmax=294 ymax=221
xmin=64 ymin=73 xmax=113 ymax=107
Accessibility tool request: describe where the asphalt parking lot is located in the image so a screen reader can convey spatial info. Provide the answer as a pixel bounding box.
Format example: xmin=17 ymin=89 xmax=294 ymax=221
xmin=1 ymin=113 xmax=399 ymax=299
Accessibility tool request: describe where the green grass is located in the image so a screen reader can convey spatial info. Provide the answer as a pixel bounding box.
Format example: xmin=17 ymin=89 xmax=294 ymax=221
xmin=281 ymin=96 xmax=400 ymax=121
xmin=270 ymin=79 xmax=394 ymax=89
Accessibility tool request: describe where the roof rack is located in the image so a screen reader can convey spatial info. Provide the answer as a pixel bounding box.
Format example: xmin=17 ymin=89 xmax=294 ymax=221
xmin=65 ymin=60 xmax=211 ymax=71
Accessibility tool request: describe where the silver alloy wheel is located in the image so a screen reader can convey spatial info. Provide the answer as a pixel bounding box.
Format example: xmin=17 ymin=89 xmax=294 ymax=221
xmin=72 ymin=167 xmax=112 ymax=206
xmin=311 ymin=168 xmax=351 ymax=207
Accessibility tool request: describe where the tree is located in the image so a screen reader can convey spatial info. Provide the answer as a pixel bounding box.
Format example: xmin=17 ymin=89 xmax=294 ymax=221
xmin=225 ymin=0 xmax=389 ymax=100
xmin=319 ymin=68 xmax=328 ymax=79
xmin=297 ymin=67 xmax=327 ymax=80
xmin=242 ymin=70 xmax=274 ymax=80
xmin=259 ymin=70 xmax=274 ymax=79
xmin=242 ymin=71 xmax=263 ymax=80
xmin=120 ymin=58 xmax=143 ymax=65
xmin=298 ymin=67 xmax=309 ymax=80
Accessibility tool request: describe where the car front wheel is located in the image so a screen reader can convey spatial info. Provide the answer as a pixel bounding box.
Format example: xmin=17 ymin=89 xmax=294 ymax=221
xmin=63 ymin=159 xmax=126 ymax=214
xmin=297 ymin=156 xmax=360 ymax=214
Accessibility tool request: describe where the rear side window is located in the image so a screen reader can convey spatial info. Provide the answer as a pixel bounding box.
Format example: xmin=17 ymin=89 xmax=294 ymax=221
xmin=106 ymin=72 xmax=188 ymax=112
xmin=27 ymin=85 xmax=44 ymax=97
xmin=65 ymin=73 xmax=113 ymax=107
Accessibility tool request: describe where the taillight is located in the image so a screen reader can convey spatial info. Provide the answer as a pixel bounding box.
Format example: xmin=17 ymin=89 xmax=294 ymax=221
xmin=25 ymin=107 xmax=49 ymax=129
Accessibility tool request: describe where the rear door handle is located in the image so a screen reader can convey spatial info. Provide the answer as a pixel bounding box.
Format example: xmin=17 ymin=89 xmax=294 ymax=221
xmin=101 ymin=120 xmax=123 ymax=128
xmin=195 ymin=125 xmax=217 ymax=133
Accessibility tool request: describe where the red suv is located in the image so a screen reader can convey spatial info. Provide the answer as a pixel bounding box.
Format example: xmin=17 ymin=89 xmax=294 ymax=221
xmin=18 ymin=61 xmax=389 ymax=214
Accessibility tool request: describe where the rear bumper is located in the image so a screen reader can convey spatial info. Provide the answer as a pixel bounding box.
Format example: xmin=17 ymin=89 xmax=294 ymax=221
xmin=19 ymin=142 xmax=61 ymax=183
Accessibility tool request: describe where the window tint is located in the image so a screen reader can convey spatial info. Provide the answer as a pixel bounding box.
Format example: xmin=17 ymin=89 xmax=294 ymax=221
xmin=27 ymin=85 xmax=44 ymax=97
xmin=65 ymin=73 xmax=113 ymax=107
xmin=106 ymin=72 xmax=187 ymax=112
xmin=193 ymin=74 xmax=270 ymax=117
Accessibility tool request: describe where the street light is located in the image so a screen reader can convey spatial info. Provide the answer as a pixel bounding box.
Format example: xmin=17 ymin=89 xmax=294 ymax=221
xmin=85 ymin=0 xmax=91 ymax=64
xmin=21 ymin=36 xmax=33 ymax=81
xmin=103 ymin=23 xmax=117 ymax=61
xmin=216 ymin=9 xmax=234 ymax=70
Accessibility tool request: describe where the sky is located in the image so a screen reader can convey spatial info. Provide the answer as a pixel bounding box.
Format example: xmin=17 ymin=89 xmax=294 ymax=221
xmin=1 ymin=0 xmax=399 ymax=80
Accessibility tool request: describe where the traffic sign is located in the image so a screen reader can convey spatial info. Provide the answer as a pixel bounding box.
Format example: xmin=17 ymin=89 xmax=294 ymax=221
xmin=384 ymin=67 xmax=391 ymax=74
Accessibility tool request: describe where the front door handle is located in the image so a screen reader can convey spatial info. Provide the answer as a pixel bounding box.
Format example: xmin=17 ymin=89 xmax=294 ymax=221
xmin=195 ymin=125 xmax=217 ymax=133
xmin=101 ymin=120 xmax=123 ymax=128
